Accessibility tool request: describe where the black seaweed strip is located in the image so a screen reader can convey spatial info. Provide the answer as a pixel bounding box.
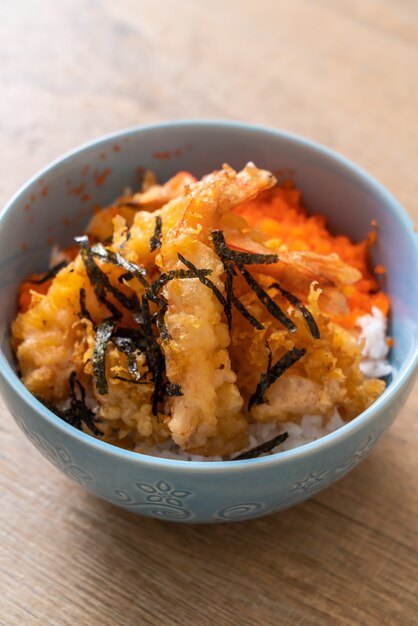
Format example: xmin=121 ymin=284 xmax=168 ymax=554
xmin=248 ymin=347 xmax=306 ymax=409
xmin=112 ymin=327 xmax=142 ymax=338
xmin=219 ymin=258 xmax=263 ymax=330
xmin=35 ymin=396 xmax=64 ymax=418
xmin=113 ymin=335 xmax=136 ymax=352
xmin=93 ymin=318 xmax=116 ymax=395
xmin=69 ymin=372 xmax=103 ymax=435
xmin=120 ymin=229 xmax=131 ymax=251
xmin=44 ymin=372 xmax=104 ymax=436
xmin=76 ymin=236 xmax=123 ymax=320
xmin=112 ymin=327 xmax=147 ymax=351
xmin=237 ymin=265 xmax=296 ymax=333
xmin=66 ymin=372 xmax=84 ymax=431
xmin=113 ymin=336 xmax=141 ymax=379
xmin=30 ymin=260 xmax=69 ymax=284
xmin=211 ymin=232 xmax=272 ymax=330
xmin=231 ymin=291 xmax=264 ymax=330
xmin=177 ymin=254 xmax=226 ymax=307
xmin=231 ymin=432 xmax=289 ymax=460
xmin=265 ymin=340 xmax=273 ymax=372
xmin=211 ymin=230 xmax=278 ymax=265
xmin=92 ymin=243 xmax=149 ymax=290
xmin=162 ymin=382 xmax=183 ymax=397
xmin=141 ymin=295 xmax=165 ymax=415
xmin=148 ymin=268 xmax=212 ymax=302
xmin=118 ymin=271 xmax=133 ymax=284
xmin=105 ymin=279 xmax=139 ymax=312
xmin=69 ymin=372 xmax=82 ymax=402
xmin=131 ymin=310 xmax=144 ymax=325
xmin=224 ymin=263 xmax=234 ymax=330
xmin=150 ymin=215 xmax=163 ymax=252
xmin=269 ymin=282 xmax=320 ymax=339
xmin=113 ymin=375 xmax=150 ymax=385
xmin=178 ymin=253 xmax=262 ymax=330
xmin=79 ymin=288 xmax=93 ymax=323
xmin=112 ymin=376 xmax=181 ymax=399
xmin=156 ymin=301 xmax=170 ymax=342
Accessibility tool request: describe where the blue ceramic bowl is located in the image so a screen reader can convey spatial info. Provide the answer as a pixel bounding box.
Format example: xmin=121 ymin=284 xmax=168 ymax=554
xmin=1 ymin=121 xmax=417 ymax=523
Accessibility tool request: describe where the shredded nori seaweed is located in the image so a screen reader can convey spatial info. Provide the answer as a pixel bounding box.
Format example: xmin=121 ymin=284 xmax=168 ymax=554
xmin=150 ymin=215 xmax=163 ymax=252
xmin=224 ymin=262 xmax=234 ymax=329
xmin=113 ymin=343 xmax=183 ymax=404
xmin=120 ymin=229 xmax=131 ymax=251
xmin=210 ymin=231 xmax=271 ymax=331
xmin=30 ymin=260 xmax=69 ymax=284
xmin=112 ymin=326 xmax=146 ymax=342
xmin=231 ymin=432 xmax=289 ymax=460
xmin=113 ymin=375 xmax=150 ymax=385
xmin=76 ymin=236 xmax=124 ymax=319
xmin=81 ymin=229 xmax=293 ymax=414
xmin=178 ymin=251 xmax=264 ymax=331
xmin=211 ymin=230 xmax=278 ymax=265
xmin=141 ymin=295 xmax=165 ymax=415
xmin=265 ymin=339 xmax=273 ymax=372
xmin=148 ymin=268 xmax=212 ymax=303
xmin=91 ymin=243 xmax=149 ymax=290
xmin=78 ymin=288 xmax=93 ymax=323
xmin=211 ymin=230 xmax=317 ymax=340
xmin=67 ymin=372 xmax=103 ymax=435
xmin=248 ymin=346 xmax=306 ymax=409
xmin=162 ymin=382 xmax=183 ymax=397
xmin=230 ymin=291 xmax=264 ymax=330
xmin=92 ymin=318 xmax=117 ymax=395
xmin=237 ymin=264 xmax=296 ymax=333
xmin=155 ymin=300 xmax=170 ymax=342
xmin=269 ymin=282 xmax=320 ymax=339
xmin=177 ymin=253 xmax=226 ymax=307
xmin=75 ymin=225 xmax=310 ymax=417
xmin=118 ymin=271 xmax=133 ymax=284
xmin=113 ymin=336 xmax=141 ymax=380
xmin=39 ymin=372 xmax=103 ymax=436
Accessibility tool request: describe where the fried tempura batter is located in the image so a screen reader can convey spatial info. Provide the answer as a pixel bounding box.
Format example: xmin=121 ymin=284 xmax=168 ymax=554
xmin=11 ymin=163 xmax=388 ymax=457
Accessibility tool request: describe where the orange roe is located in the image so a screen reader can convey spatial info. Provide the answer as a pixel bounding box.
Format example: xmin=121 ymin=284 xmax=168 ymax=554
xmin=18 ymin=277 xmax=52 ymax=313
xmin=233 ymin=182 xmax=390 ymax=329
xmin=18 ymin=244 xmax=79 ymax=313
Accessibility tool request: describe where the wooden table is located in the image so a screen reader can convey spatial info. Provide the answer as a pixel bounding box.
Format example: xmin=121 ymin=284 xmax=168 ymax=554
xmin=1 ymin=2 xmax=417 ymax=624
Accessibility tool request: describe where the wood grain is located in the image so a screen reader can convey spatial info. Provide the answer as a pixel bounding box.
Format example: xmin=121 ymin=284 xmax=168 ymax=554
xmin=1 ymin=1 xmax=417 ymax=624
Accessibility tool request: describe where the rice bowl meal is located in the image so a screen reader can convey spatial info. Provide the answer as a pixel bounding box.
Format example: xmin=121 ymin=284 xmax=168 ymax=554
xmin=11 ymin=162 xmax=392 ymax=461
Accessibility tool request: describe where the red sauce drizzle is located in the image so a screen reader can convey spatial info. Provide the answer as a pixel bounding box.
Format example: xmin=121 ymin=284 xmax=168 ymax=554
xmin=68 ymin=182 xmax=86 ymax=196
xmin=153 ymin=151 xmax=171 ymax=160
xmin=94 ymin=168 xmax=111 ymax=186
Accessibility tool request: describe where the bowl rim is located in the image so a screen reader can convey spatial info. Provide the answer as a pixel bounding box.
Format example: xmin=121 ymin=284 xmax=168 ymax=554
xmin=1 ymin=118 xmax=417 ymax=473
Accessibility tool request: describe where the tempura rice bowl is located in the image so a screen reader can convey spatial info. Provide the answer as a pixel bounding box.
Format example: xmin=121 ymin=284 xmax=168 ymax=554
xmin=0 ymin=121 xmax=417 ymax=523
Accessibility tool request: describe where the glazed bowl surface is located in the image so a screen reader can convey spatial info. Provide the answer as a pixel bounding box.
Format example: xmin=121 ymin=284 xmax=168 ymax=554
xmin=1 ymin=120 xmax=417 ymax=523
